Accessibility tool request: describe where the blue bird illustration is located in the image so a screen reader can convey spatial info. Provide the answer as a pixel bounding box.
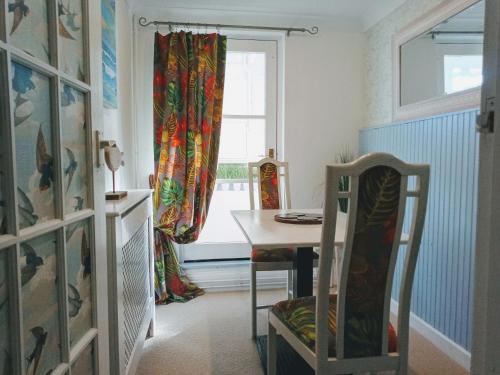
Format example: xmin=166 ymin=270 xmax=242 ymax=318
xmin=12 ymin=63 xmax=35 ymax=94
xmin=17 ymin=187 xmax=39 ymax=227
xmin=73 ymin=196 xmax=84 ymax=211
xmin=26 ymin=326 xmax=47 ymax=375
xmin=8 ymin=0 xmax=30 ymax=35
xmin=64 ymin=147 xmax=77 ymax=193
xmin=14 ymin=93 xmax=33 ymax=126
xmin=61 ymin=85 xmax=75 ymax=107
xmin=21 ymin=243 xmax=44 ymax=286
xmin=57 ymin=1 xmax=75 ymax=40
xmin=68 ymin=283 xmax=82 ymax=317
xmin=36 ymin=125 xmax=54 ymax=192
xmin=59 ymin=1 xmax=80 ymax=32
xmin=81 ymin=230 xmax=90 ymax=279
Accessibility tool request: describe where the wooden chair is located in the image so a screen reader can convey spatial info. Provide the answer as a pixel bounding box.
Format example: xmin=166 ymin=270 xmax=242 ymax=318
xmin=248 ymin=157 xmax=319 ymax=339
xmin=268 ymin=152 xmax=430 ymax=375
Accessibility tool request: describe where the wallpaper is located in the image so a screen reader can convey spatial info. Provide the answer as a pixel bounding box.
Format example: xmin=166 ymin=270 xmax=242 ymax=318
xmin=8 ymin=0 xmax=50 ymax=63
xmin=12 ymin=62 xmax=56 ymax=229
xmin=59 ymin=0 xmax=86 ymax=81
xmin=21 ymin=232 xmax=61 ymax=375
xmin=61 ymin=85 xmax=88 ymax=214
xmin=364 ymin=0 xmax=444 ymax=127
xmin=66 ymin=220 xmax=92 ymax=348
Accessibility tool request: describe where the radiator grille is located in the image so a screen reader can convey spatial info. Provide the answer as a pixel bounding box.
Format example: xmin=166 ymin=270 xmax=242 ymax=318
xmin=122 ymin=221 xmax=150 ymax=367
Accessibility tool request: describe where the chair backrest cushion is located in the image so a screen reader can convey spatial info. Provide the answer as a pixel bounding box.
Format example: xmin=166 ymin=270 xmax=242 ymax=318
xmin=344 ymin=165 xmax=401 ymax=358
xmin=259 ymin=162 xmax=281 ymax=209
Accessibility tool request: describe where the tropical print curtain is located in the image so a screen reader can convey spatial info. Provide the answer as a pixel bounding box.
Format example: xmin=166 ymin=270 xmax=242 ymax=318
xmin=151 ymin=31 xmax=227 ymax=303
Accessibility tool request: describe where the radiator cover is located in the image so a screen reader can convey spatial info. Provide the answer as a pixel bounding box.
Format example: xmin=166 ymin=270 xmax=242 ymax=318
xmin=106 ymin=190 xmax=155 ymax=375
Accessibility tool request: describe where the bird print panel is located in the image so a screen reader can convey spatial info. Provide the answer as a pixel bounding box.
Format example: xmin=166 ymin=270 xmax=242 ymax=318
xmin=0 ymin=251 xmax=12 ymax=374
xmin=8 ymin=0 xmax=50 ymax=63
xmin=65 ymin=219 xmax=92 ymax=348
xmin=12 ymin=62 xmax=56 ymax=229
xmin=71 ymin=340 xmax=95 ymax=375
xmin=61 ymin=85 xmax=87 ymax=214
xmin=59 ymin=0 xmax=85 ymax=81
xmin=21 ymin=232 xmax=61 ymax=375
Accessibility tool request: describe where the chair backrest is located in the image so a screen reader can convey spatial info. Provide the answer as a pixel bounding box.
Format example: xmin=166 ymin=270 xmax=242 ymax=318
xmin=248 ymin=157 xmax=291 ymax=210
xmin=315 ymin=153 xmax=430 ymax=364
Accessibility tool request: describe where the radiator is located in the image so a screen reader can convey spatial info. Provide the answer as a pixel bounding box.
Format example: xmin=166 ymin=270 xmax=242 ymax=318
xmin=106 ymin=190 xmax=155 ymax=375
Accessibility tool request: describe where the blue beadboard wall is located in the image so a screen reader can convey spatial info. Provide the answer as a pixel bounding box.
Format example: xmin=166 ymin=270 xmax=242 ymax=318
xmin=359 ymin=109 xmax=479 ymax=351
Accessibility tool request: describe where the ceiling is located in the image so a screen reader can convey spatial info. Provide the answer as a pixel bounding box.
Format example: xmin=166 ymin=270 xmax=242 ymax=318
xmin=128 ymin=0 xmax=409 ymax=31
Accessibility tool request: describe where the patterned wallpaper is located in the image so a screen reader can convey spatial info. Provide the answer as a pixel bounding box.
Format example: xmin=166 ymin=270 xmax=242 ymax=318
xmin=365 ymin=0 xmax=444 ymax=127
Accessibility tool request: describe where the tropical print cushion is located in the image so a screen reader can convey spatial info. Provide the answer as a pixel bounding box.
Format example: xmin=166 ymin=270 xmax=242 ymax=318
xmin=251 ymin=248 xmax=319 ymax=262
xmin=259 ymin=162 xmax=280 ymax=209
xmin=271 ymin=295 xmax=398 ymax=357
xmin=343 ymin=166 xmax=401 ymax=358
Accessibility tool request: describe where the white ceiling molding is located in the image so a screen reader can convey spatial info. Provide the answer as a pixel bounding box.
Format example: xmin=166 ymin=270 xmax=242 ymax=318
xmin=127 ymin=0 xmax=409 ymax=32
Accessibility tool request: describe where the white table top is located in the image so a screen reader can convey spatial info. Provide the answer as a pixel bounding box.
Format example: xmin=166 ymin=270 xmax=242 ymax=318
xmin=231 ymin=209 xmax=409 ymax=249
xmin=231 ymin=209 xmax=347 ymax=249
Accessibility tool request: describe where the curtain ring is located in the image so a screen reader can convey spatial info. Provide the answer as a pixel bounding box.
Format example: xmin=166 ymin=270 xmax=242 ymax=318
xmin=156 ymin=23 xmax=159 ymax=33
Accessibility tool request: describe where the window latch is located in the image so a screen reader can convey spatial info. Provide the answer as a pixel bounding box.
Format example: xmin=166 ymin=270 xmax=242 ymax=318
xmin=476 ymin=97 xmax=495 ymax=133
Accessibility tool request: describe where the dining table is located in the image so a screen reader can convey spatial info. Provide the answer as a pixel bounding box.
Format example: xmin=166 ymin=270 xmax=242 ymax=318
xmin=231 ymin=208 xmax=346 ymax=297
xmin=231 ymin=208 xmax=409 ymax=297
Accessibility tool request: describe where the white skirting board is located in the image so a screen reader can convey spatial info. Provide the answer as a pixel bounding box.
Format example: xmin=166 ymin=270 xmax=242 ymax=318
xmin=390 ymin=299 xmax=471 ymax=371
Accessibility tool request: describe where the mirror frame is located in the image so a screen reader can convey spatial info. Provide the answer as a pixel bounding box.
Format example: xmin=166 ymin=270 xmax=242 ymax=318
xmin=392 ymin=0 xmax=482 ymax=121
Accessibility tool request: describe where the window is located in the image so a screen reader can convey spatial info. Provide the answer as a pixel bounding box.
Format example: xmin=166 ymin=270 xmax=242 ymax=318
xmin=183 ymin=39 xmax=278 ymax=261
xmin=444 ymin=55 xmax=483 ymax=94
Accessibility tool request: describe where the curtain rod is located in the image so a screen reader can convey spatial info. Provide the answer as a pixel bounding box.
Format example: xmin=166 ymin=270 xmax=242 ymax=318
xmin=138 ymin=17 xmax=319 ymax=36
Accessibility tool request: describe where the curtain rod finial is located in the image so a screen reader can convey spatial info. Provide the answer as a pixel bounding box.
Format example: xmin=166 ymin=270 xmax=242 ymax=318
xmin=139 ymin=17 xmax=149 ymax=27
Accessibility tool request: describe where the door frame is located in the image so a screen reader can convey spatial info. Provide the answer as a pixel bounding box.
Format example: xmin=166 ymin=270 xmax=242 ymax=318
xmin=471 ymin=0 xmax=500 ymax=373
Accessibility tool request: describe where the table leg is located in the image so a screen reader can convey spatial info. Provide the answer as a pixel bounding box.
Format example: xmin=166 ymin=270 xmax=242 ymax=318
xmin=293 ymin=247 xmax=313 ymax=297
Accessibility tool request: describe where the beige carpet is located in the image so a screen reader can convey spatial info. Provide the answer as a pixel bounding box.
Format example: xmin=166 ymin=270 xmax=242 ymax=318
xmin=136 ymin=290 xmax=469 ymax=375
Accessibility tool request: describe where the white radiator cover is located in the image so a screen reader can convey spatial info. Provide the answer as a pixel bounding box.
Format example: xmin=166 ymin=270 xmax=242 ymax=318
xmin=106 ymin=190 xmax=155 ymax=375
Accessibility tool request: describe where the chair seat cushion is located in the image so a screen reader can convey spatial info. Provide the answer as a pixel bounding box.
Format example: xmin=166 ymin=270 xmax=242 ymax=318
xmin=251 ymin=248 xmax=320 ymax=262
xmin=271 ymin=295 xmax=398 ymax=358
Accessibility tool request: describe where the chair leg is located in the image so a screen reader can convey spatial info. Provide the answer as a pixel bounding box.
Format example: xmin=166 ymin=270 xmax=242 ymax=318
xmin=268 ymin=322 xmax=277 ymax=375
xmin=287 ymin=269 xmax=294 ymax=299
xmin=251 ymin=262 xmax=257 ymax=339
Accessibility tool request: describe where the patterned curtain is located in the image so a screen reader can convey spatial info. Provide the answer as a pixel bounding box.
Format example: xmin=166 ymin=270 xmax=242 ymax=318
xmin=151 ymin=31 xmax=227 ymax=303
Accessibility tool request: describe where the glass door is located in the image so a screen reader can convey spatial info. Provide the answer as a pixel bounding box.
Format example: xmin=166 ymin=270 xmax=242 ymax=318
xmin=0 ymin=0 xmax=105 ymax=374
xmin=183 ymin=38 xmax=278 ymax=261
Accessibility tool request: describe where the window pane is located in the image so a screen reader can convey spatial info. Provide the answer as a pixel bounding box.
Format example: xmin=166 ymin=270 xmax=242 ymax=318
xmin=0 ymin=250 xmax=11 ymax=373
xmin=66 ymin=220 xmax=92 ymax=348
xmin=59 ymin=0 xmax=86 ymax=81
xmin=444 ymin=55 xmax=483 ymax=94
xmin=12 ymin=62 xmax=55 ymax=229
xmin=22 ymin=232 xmax=61 ymax=374
xmin=222 ymin=52 xmax=265 ymax=116
xmin=61 ymin=85 xmax=88 ymax=214
xmin=8 ymin=0 xmax=51 ymax=63
xmin=218 ymin=118 xmax=265 ymax=164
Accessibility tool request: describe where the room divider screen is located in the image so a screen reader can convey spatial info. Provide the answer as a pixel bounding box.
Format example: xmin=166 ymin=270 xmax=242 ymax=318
xmin=0 ymin=0 xmax=100 ymax=374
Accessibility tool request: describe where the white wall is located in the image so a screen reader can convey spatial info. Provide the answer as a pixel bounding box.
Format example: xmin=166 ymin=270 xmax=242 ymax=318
xmin=131 ymin=8 xmax=366 ymax=208
xmin=103 ymin=0 xmax=134 ymax=191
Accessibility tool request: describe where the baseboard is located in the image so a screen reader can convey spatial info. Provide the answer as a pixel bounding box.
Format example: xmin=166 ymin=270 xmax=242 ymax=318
xmin=390 ymin=299 xmax=471 ymax=371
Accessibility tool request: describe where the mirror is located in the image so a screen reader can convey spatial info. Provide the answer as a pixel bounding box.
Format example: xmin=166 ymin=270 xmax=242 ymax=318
xmin=400 ymin=0 xmax=484 ymax=107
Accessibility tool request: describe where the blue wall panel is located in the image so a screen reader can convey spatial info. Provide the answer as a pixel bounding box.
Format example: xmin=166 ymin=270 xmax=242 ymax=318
xmin=359 ymin=109 xmax=479 ymax=351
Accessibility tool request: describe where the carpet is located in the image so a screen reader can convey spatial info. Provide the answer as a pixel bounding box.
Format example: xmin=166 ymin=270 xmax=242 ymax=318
xmin=256 ymin=335 xmax=314 ymax=375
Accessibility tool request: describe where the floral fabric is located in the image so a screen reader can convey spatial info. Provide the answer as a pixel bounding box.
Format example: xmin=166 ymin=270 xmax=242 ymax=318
xmin=152 ymin=31 xmax=227 ymax=303
xmin=259 ymin=162 xmax=280 ymax=209
xmin=272 ymin=295 xmax=398 ymax=357
xmin=344 ymin=166 xmax=401 ymax=358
